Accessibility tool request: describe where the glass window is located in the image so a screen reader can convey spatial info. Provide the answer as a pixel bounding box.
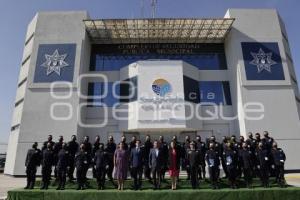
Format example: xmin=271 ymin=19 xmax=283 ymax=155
xmin=88 ymin=82 xmax=119 ymax=107
xmin=199 ymin=81 xmax=232 ymax=105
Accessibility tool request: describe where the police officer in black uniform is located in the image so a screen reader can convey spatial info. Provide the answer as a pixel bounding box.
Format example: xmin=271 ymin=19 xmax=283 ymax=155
xmin=67 ymin=135 xmax=79 ymax=181
xmin=186 ymin=141 xmax=201 ymax=189
xmin=256 ymin=142 xmax=270 ymax=188
xmin=195 ymin=135 xmax=206 ymax=180
xmin=94 ymin=143 xmax=109 ymax=190
xmin=182 ymin=136 xmax=191 ymax=180
xmin=262 ymin=131 xmax=275 ymax=176
xmin=223 ymin=142 xmax=238 ymax=189
xmin=56 ymin=143 xmax=69 ymax=190
xmin=53 ymin=136 xmax=64 ymax=180
xmin=246 ymin=132 xmax=257 ymax=176
xmin=143 ymin=135 xmax=153 ymax=181
xmin=82 ymin=136 xmax=92 ymax=182
xmin=271 ymin=142 xmax=286 ymax=187
xmin=121 ymin=135 xmax=129 ymax=150
xmin=239 ymin=143 xmax=253 ymax=188
xmin=209 ymin=136 xmax=221 ymax=179
xmin=25 ymin=142 xmax=41 ymax=189
xmin=42 ymin=135 xmax=55 ymax=151
xmin=105 ymin=135 xmax=117 ymax=186
xmin=255 ymin=133 xmax=261 ymax=146
xmin=75 ymin=144 xmax=89 ymax=190
xmin=92 ymin=136 xmax=101 ymax=178
xmin=206 ymin=143 xmax=220 ymax=189
xmin=220 ymin=136 xmax=229 ymax=178
xmin=41 ymin=142 xmax=54 ymax=190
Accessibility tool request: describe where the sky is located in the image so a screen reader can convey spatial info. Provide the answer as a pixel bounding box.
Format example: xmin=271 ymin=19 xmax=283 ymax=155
xmin=0 ymin=0 xmax=299 ymax=143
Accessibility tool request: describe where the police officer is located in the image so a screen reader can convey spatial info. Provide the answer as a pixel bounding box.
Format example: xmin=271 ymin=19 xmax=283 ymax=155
xmin=223 ymin=142 xmax=238 ymax=189
xmin=67 ymin=135 xmax=79 ymax=181
xmin=75 ymin=144 xmax=89 ymax=190
xmin=121 ymin=135 xmax=129 ymax=150
xmin=41 ymin=142 xmax=54 ymax=190
xmin=271 ymin=142 xmax=286 ymax=187
xmin=53 ymin=136 xmax=64 ymax=180
xmin=262 ymin=131 xmax=275 ymax=176
xmin=94 ymin=143 xmax=109 ymax=190
xmin=82 ymin=136 xmax=92 ymax=182
xmin=56 ymin=143 xmax=69 ymax=190
xmin=25 ymin=142 xmax=41 ymax=189
xmin=220 ymin=136 xmax=229 ymax=178
xmin=105 ymin=136 xmax=117 ymax=187
xmin=246 ymin=132 xmax=257 ymax=176
xmin=256 ymin=142 xmax=270 ymax=188
xmin=206 ymin=143 xmax=220 ymax=189
xmin=42 ymin=135 xmax=55 ymax=151
xmin=209 ymin=136 xmax=221 ymax=179
xmin=239 ymin=143 xmax=253 ymax=188
xmin=182 ymin=136 xmax=191 ymax=180
xmin=143 ymin=135 xmax=153 ymax=181
xmin=92 ymin=136 xmax=101 ymax=178
xmin=255 ymin=133 xmax=261 ymax=147
xmin=186 ymin=141 xmax=200 ymax=189
xmin=195 ymin=135 xmax=206 ymax=180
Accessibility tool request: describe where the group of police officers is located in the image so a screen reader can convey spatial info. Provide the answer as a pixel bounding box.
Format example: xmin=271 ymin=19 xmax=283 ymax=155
xmin=25 ymin=131 xmax=287 ymax=190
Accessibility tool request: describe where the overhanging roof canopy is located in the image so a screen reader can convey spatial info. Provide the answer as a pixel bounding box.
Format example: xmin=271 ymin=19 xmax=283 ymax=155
xmin=83 ymin=18 xmax=234 ymax=44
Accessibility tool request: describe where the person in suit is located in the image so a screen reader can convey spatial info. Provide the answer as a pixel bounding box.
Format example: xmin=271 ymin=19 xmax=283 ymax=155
xmin=149 ymin=140 xmax=164 ymax=190
xmin=158 ymin=135 xmax=169 ymax=182
xmin=41 ymin=142 xmax=54 ymax=190
xmin=81 ymin=136 xmax=92 ymax=184
xmin=114 ymin=142 xmax=129 ymax=190
xmin=186 ymin=141 xmax=201 ymax=189
xmin=223 ymin=143 xmax=238 ymax=189
xmin=67 ymin=135 xmax=79 ymax=181
xmin=105 ymin=135 xmax=117 ymax=187
xmin=168 ymin=141 xmax=181 ymax=190
xmin=143 ymin=135 xmax=153 ymax=181
xmin=256 ymin=142 xmax=270 ymax=188
xmin=195 ymin=135 xmax=206 ymax=180
xmin=206 ymin=143 xmax=220 ymax=189
xmin=94 ymin=143 xmax=109 ymax=190
xmin=130 ymin=140 xmax=144 ymax=190
xmin=239 ymin=142 xmax=253 ymax=188
xmin=25 ymin=142 xmax=41 ymax=189
xmin=75 ymin=144 xmax=89 ymax=190
xmin=271 ymin=142 xmax=286 ymax=187
xmin=92 ymin=136 xmax=101 ymax=178
xmin=56 ymin=142 xmax=69 ymax=190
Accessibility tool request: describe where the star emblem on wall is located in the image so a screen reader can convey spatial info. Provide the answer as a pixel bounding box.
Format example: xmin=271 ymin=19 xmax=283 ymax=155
xmin=40 ymin=49 xmax=69 ymax=76
xmin=249 ymin=48 xmax=276 ymax=73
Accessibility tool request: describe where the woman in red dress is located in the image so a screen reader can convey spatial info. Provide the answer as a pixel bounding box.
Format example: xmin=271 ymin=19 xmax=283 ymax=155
xmin=168 ymin=141 xmax=180 ymax=190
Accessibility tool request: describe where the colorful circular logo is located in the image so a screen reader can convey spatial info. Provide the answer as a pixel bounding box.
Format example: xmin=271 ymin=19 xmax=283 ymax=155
xmin=152 ymin=78 xmax=171 ymax=96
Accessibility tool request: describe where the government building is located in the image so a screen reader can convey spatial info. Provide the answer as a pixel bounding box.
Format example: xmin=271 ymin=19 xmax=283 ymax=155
xmin=5 ymin=9 xmax=300 ymax=175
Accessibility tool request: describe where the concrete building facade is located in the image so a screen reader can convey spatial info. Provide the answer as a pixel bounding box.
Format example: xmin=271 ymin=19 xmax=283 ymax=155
xmin=5 ymin=9 xmax=300 ymax=175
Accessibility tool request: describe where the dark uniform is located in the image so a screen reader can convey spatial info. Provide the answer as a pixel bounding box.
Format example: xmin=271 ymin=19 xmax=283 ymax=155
xmin=256 ymin=148 xmax=270 ymax=187
xmin=67 ymin=140 xmax=79 ymax=180
xmin=25 ymin=146 xmax=41 ymax=189
xmin=239 ymin=148 xmax=253 ymax=187
xmin=220 ymin=139 xmax=229 ymax=178
xmin=223 ymin=148 xmax=238 ymax=188
xmin=56 ymin=148 xmax=70 ymax=190
xmin=92 ymin=140 xmax=102 ymax=178
xmin=94 ymin=148 xmax=109 ymax=189
xmin=206 ymin=148 xmax=220 ymax=189
xmin=143 ymin=139 xmax=153 ymax=180
xmin=195 ymin=140 xmax=206 ymax=180
xmin=271 ymin=148 xmax=286 ymax=187
xmin=182 ymin=140 xmax=191 ymax=180
xmin=53 ymin=141 xmax=63 ymax=179
xmin=159 ymin=141 xmax=169 ymax=181
xmin=42 ymin=140 xmax=55 ymax=151
xmin=41 ymin=148 xmax=54 ymax=189
xmin=82 ymin=140 xmax=92 ymax=181
xmin=75 ymin=150 xmax=89 ymax=190
xmin=186 ymin=149 xmax=201 ymax=188
xmin=246 ymin=136 xmax=257 ymax=176
xmin=105 ymin=141 xmax=117 ymax=184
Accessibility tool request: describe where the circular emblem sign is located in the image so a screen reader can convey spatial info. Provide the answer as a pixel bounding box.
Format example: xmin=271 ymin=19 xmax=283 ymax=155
xmin=152 ymin=78 xmax=171 ymax=96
